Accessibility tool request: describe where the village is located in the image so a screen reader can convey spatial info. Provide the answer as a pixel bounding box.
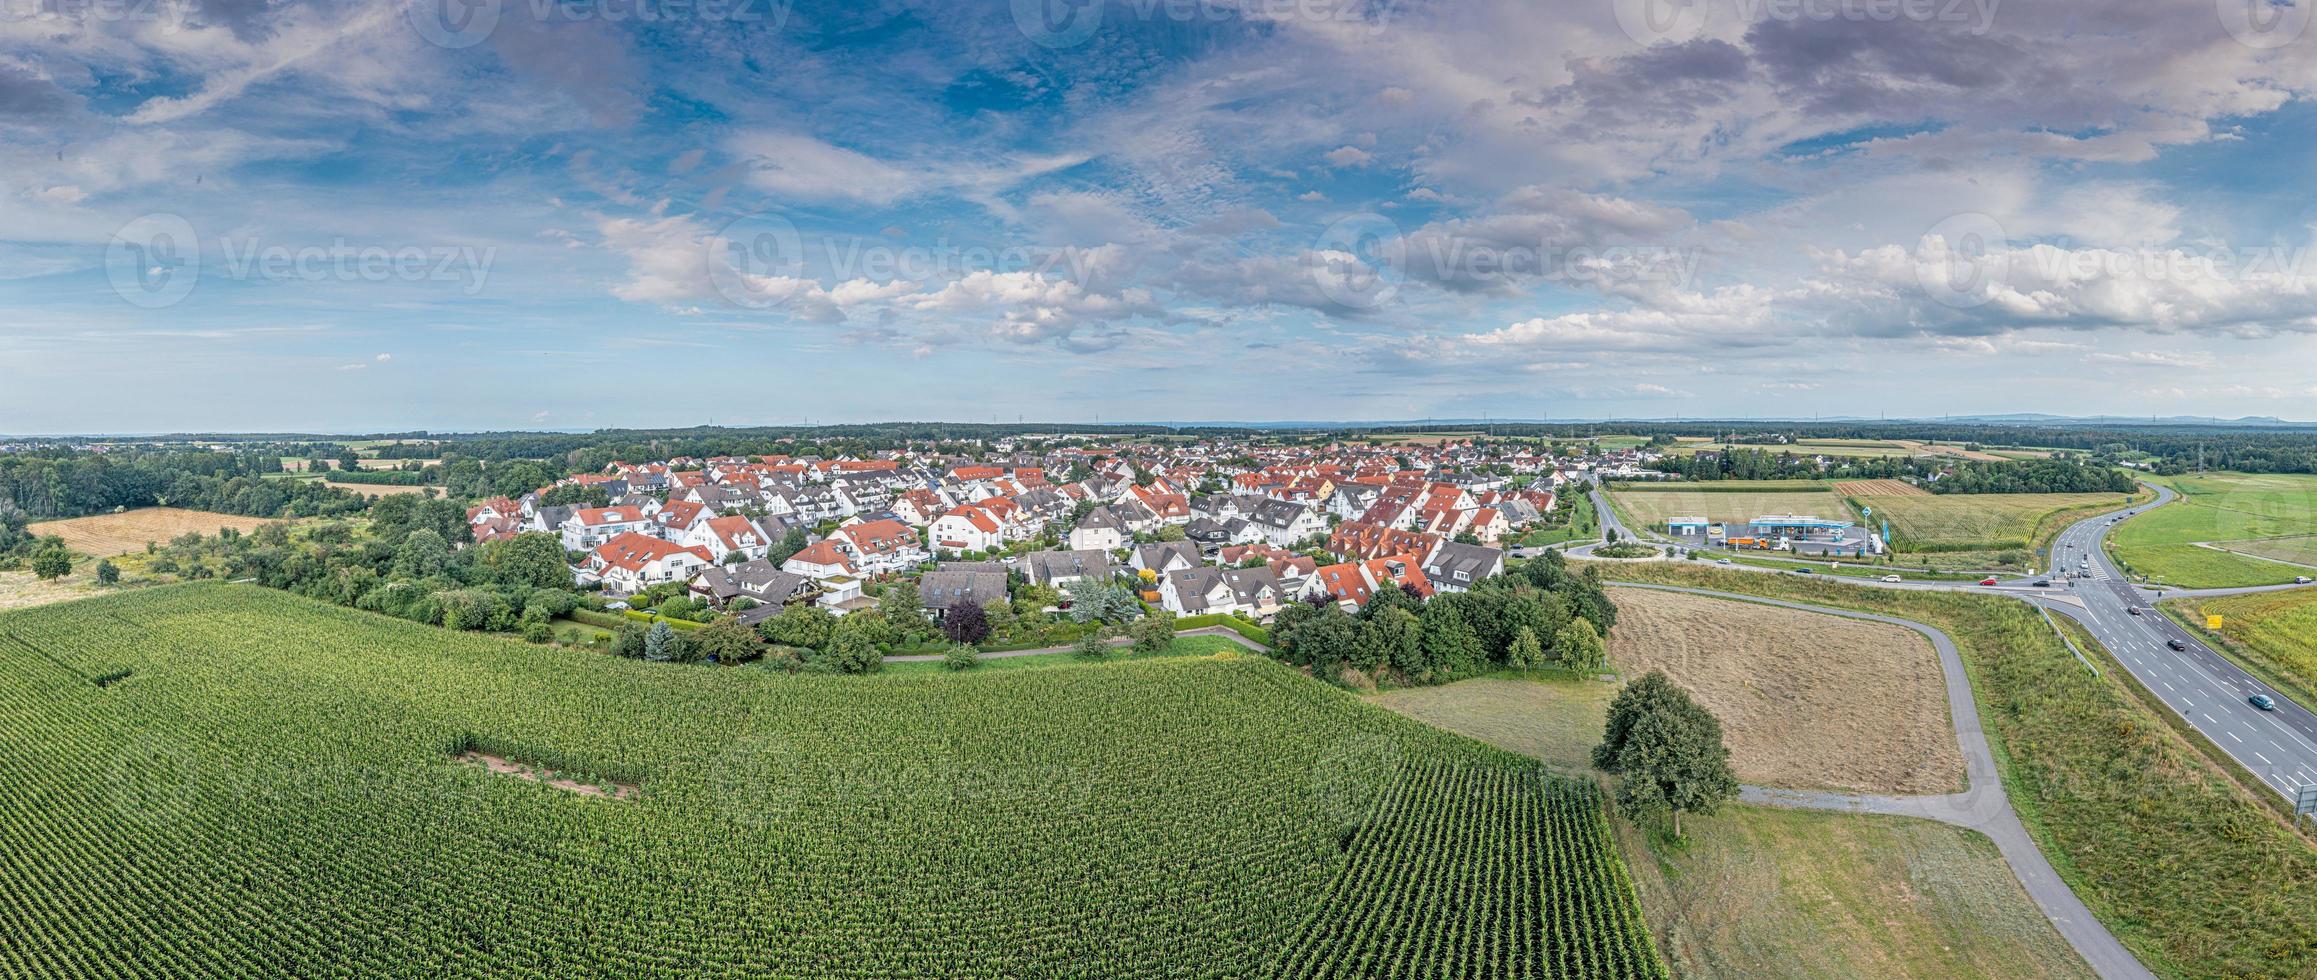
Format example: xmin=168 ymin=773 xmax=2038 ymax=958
xmin=458 ymin=436 xmax=1610 ymax=630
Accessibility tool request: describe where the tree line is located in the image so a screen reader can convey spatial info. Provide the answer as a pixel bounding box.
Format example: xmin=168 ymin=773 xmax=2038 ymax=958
xmin=1266 ymin=550 xmax=1617 ymax=688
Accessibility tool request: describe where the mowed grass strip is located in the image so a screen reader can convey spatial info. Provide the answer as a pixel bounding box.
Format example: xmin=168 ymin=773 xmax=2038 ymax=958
xmin=2110 ymin=472 xmax=2317 ymax=587
xmin=1591 ymin=562 xmax=2317 ymax=979
xmin=1862 ymin=493 xmax=2128 ymax=552
xmin=26 ymin=507 xmax=284 ymax=556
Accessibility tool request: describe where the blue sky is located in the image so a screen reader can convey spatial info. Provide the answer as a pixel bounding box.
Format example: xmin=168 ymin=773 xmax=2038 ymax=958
xmin=3 ymin=0 xmax=2316 ymax=432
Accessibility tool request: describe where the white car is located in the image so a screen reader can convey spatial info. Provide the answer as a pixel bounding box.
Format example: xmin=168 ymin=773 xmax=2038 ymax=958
xmin=1880 ymin=574 xmax=1903 ymax=583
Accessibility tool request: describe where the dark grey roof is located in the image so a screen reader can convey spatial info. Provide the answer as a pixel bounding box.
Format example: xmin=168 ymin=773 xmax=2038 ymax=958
xmin=918 ymin=570 xmax=1010 ymax=610
xmin=1420 ymin=541 xmax=1504 ymax=584
xmin=1020 ymin=549 xmax=1115 ymax=586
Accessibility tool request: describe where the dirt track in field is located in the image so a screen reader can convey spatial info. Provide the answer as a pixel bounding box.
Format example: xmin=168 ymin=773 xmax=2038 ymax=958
xmin=1605 ymin=587 xmax=1965 ymax=796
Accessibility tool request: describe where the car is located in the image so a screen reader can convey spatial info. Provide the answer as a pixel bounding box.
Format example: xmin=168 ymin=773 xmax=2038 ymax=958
xmin=2298 ymin=576 xmax=2313 ymax=585
xmin=1788 ymin=567 xmax=1812 ymax=575
xmin=2032 ymin=579 xmax=2051 ymax=587
xmin=1881 ymin=575 xmax=1903 ymax=583
xmin=2249 ymin=694 xmax=2277 ymax=711
xmin=1716 ymin=558 xmax=1732 ymax=565
xmin=2166 ymin=639 xmax=2187 ymax=652
xmin=2128 ymin=606 xmax=2143 ymax=616
xmin=1979 ymin=577 xmax=2000 ymax=586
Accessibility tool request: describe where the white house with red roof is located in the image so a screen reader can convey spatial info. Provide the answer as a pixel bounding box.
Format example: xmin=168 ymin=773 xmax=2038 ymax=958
xmin=929 ymin=504 xmax=1004 ymax=555
xmin=781 ymin=539 xmax=857 ymax=581
xmin=560 ymin=506 xmax=653 ymax=551
xmin=831 ymin=518 xmax=928 ymax=574
xmin=579 ymin=532 xmax=715 ymax=594
xmin=686 ymin=515 xmax=771 ymax=563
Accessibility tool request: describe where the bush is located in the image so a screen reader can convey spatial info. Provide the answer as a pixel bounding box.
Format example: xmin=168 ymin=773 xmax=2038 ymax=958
xmin=943 ymin=645 xmax=981 ymax=671
xmin=521 ymin=621 xmax=555 ymax=644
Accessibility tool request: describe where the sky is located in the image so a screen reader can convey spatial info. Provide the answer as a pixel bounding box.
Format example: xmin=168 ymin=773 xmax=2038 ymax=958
xmin=3 ymin=0 xmax=2316 ymax=433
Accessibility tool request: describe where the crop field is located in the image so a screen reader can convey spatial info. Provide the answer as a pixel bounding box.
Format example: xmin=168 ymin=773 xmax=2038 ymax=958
xmin=1603 ymin=587 xmax=1962 ymax=796
xmin=1831 ymin=479 xmax=1927 ymax=497
xmin=0 ymin=585 xmax=1664 ymax=979
xmin=1860 ymin=493 xmax=2128 ymax=552
xmin=1606 ymin=487 xmax=1853 ymax=531
xmin=323 ymin=480 xmax=434 ymax=498
xmin=26 ymin=507 xmax=283 ymax=556
xmin=2110 ymin=472 xmax=2317 ymax=587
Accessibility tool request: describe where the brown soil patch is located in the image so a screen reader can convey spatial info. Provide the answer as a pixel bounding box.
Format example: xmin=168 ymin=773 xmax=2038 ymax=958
xmin=28 ymin=508 xmax=282 ymax=556
xmin=1833 ymin=479 xmax=1929 ymax=497
xmin=1892 ymin=440 xmax=2006 ymax=462
xmin=458 ymin=751 xmax=636 ymax=800
xmin=1605 ymin=587 xmax=1964 ymax=795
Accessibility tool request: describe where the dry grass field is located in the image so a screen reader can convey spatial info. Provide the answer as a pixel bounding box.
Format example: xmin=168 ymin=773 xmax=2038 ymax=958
xmin=1864 ymin=493 xmax=2128 ymax=551
xmin=27 ymin=508 xmax=282 ymax=556
xmin=0 ymin=571 xmax=98 ymax=612
xmin=322 ymin=481 xmax=432 ymax=498
xmin=1365 ymin=677 xmax=1619 ymax=772
xmin=1834 ymin=479 xmax=1928 ymax=497
xmin=1609 ymin=488 xmax=1855 ymax=530
xmin=1604 ymin=587 xmax=1964 ymax=795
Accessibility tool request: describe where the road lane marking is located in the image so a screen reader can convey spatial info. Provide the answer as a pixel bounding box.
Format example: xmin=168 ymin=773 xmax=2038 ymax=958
xmin=2228 ymin=731 xmax=2242 ymax=743
xmin=2255 ymin=752 xmax=2273 ymax=764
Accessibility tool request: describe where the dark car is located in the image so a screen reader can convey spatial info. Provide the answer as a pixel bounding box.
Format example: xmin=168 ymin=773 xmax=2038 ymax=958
xmin=2127 ymin=607 xmax=2143 ymax=616
xmin=2032 ymin=579 xmax=2051 ymax=587
xmin=2166 ymin=639 xmax=2187 ymax=652
xmin=2249 ymin=694 xmax=2277 ymax=711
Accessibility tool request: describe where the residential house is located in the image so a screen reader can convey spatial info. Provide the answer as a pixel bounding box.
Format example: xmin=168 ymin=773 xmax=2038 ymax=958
xmin=918 ymin=569 xmax=1010 ymax=620
xmin=579 ymin=532 xmax=715 ymax=595
xmin=781 ymin=539 xmax=857 ymax=581
xmin=1242 ymin=499 xmax=1329 ymax=548
xmin=832 ymin=518 xmax=929 ymax=574
xmin=1130 ymin=540 xmax=1202 ymax=575
xmin=1419 ymin=540 xmax=1505 ymax=593
xmin=1019 ymin=549 xmax=1116 ymax=597
xmin=1069 ymin=506 xmax=1128 ymax=552
xmin=560 ymin=506 xmax=653 ymax=551
xmin=689 ymin=559 xmax=814 ymax=616
xmin=1159 ymin=565 xmax=1286 ymax=620
xmin=929 ymin=504 xmax=1004 ymax=555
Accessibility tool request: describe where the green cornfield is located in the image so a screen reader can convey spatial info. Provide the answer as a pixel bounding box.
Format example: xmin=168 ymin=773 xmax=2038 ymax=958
xmin=0 ymin=584 xmax=1665 ymax=979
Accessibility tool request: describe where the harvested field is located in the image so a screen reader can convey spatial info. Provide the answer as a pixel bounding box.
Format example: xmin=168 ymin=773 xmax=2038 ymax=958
xmin=1609 ymin=488 xmax=1853 ymax=530
xmin=1603 ymin=587 xmax=1963 ymax=795
xmin=27 ymin=507 xmax=282 ymax=556
xmin=1867 ymin=493 xmax=2128 ymax=551
xmin=1892 ymin=440 xmax=2006 ymax=462
xmin=324 ymin=481 xmax=433 ymax=498
xmin=1833 ymin=479 xmax=1928 ymax=497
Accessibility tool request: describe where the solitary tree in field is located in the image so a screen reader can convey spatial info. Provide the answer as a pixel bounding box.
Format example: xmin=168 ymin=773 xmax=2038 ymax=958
xmin=94 ymin=559 xmax=120 ymax=586
xmin=1594 ymin=672 xmax=1737 ymax=838
xmin=30 ymin=547 xmax=71 ymax=581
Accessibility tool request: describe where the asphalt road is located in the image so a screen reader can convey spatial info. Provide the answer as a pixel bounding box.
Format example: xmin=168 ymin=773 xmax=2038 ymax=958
xmin=2039 ymin=486 xmax=2317 ymax=803
xmin=1610 ymin=583 xmax=2155 ymax=980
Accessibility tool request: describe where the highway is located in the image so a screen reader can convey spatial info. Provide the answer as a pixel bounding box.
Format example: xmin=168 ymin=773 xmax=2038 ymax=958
xmin=2040 ymin=486 xmax=2317 ymax=803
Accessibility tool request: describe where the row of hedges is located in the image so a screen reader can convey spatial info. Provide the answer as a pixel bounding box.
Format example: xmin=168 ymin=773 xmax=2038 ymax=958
xmin=568 ymin=608 xmax=704 ymax=632
xmin=1172 ymin=613 xmax=1272 ymax=646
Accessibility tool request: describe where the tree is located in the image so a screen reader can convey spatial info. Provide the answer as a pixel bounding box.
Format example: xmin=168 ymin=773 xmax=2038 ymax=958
xmin=1594 ymin=672 xmax=1738 ymax=837
xmin=1295 ymin=607 xmax=1362 ymax=680
xmin=824 ymin=617 xmax=884 ymax=674
xmin=644 ymin=621 xmax=682 ymax=662
xmin=94 ymin=558 xmax=119 ymax=586
xmin=392 ymin=528 xmax=450 ymax=579
xmin=1506 ymin=626 xmax=1544 ymax=670
xmin=1418 ymin=600 xmax=1484 ymax=681
xmin=878 ymin=580 xmax=925 ymax=628
xmin=1130 ymin=610 xmax=1175 ymax=654
xmin=1070 ymin=583 xmax=1140 ymax=624
xmin=30 ymin=546 xmax=71 ymax=581
xmin=943 ymin=600 xmax=991 ymax=645
xmin=1074 ymin=625 xmax=1111 ymax=660
xmin=767 ymin=527 xmax=810 ymax=565
xmin=1356 ymin=606 xmax=1421 ymax=675
xmin=612 ymin=623 xmax=648 ymax=659
xmin=690 ymin=616 xmax=758 ymax=664
xmin=1557 ymin=616 xmax=1607 ymax=673
xmin=760 ymin=603 xmax=833 ymax=650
